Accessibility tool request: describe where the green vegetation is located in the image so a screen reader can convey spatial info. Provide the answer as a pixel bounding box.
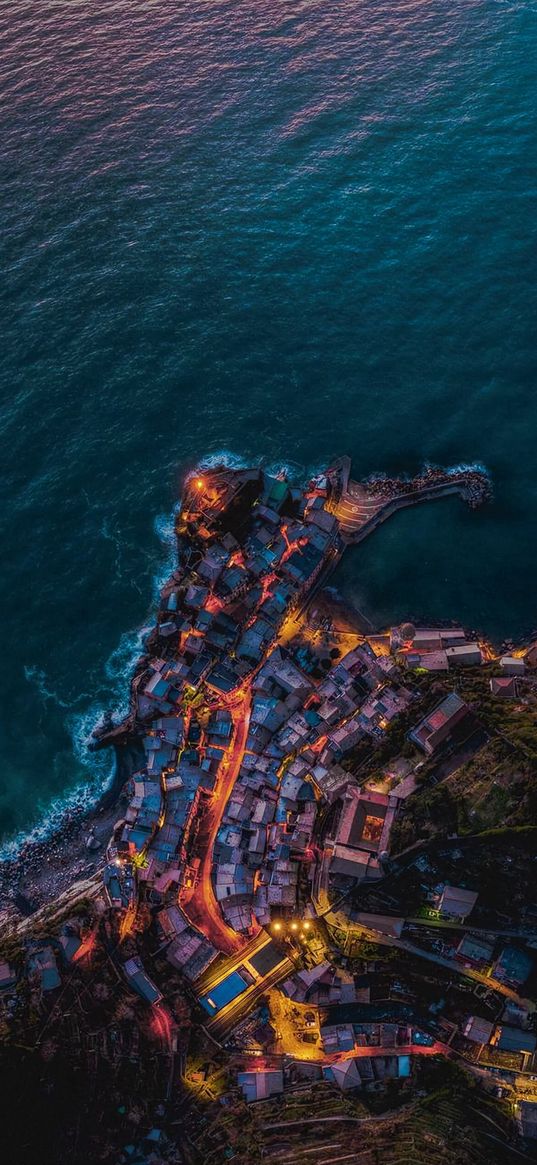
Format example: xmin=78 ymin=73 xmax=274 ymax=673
xmin=205 ymin=1063 xmax=515 ymax=1165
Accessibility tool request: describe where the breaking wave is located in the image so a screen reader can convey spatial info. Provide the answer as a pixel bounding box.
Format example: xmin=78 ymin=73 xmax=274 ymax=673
xmin=1 ymin=500 xmax=183 ymax=863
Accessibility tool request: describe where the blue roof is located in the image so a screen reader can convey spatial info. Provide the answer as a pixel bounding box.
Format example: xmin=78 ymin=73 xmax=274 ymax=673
xmin=199 ymin=970 xmax=249 ymax=1014
xmin=496 ymin=945 xmax=533 ymax=983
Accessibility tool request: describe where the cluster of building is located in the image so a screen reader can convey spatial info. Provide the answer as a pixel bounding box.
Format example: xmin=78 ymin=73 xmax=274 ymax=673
xmin=211 ymin=640 xmax=415 ymax=931
xmin=463 ymin=999 xmax=537 ymax=1072
xmin=99 ymin=464 xmax=512 ymax=969
xmin=156 ymin=903 xmax=218 ymax=983
xmin=0 ymin=917 xmax=96 ymax=1007
xmin=322 ymin=1050 xmax=412 ymax=1091
xmin=281 ymin=961 xmax=369 ymax=1006
xmin=102 ymin=470 xmax=343 ymax=916
xmin=139 ymin=467 xmax=341 ymax=704
xmin=320 ymin=1019 xmax=425 ymax=1056
xmin=393 ymin=623 xmax=530 ymax=701
xmin=103 ymin=468 xmax=450 ymax=943
xmin=490 ymin=654 xmax=527 ymax=698
xmin=237 ymin=1047 xmax=413 ymax=1103
xmin=456 ymin=937 xmax=533 ymax=986
xmin=391 ymin=625 xmax=484 ymax=673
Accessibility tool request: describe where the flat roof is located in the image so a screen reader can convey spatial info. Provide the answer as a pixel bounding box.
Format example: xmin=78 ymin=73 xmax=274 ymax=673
xmin=199 ymin=969 xmax=249 ymax=1014
xmin=248 ymin=940 xmax=284 ymax=977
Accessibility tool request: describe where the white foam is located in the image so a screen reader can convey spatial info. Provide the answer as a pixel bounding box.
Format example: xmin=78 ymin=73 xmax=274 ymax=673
xmin=197 ymin=448 xmax=250 ymax=471
xmin=1 ymin=517 xmax=180 ymax=862
xmin=23 ymin=664 xmax=72 ymax=710
xmin=0 ymin=754 xmax=111 ymax=863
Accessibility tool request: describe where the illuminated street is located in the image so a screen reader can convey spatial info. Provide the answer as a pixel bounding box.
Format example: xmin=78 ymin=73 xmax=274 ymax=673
xmin=179 ymin=690 xmax=254 ymax=955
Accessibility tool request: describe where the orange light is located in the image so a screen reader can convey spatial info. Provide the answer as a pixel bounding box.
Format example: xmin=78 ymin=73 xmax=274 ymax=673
xmin=195 ymin=478 xmax=204 ymax=490
xmin=273 ymin=921 xmax=282 ymax=932
xmin=290 ymin=922 xmax=298 ymax=932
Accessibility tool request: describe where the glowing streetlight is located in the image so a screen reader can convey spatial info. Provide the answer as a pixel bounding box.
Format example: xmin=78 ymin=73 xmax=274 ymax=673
xmin=273 ymin=921 xmax=282 ymax=932
xmin=290 ymin=921 xmax=298 ymax=932
xmin=303 ymin=921 xmax=311 ymax=930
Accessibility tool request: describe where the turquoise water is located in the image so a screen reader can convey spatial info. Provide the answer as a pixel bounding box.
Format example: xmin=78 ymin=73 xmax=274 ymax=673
xmin=1 ymin=0 xmax=536 ymax=847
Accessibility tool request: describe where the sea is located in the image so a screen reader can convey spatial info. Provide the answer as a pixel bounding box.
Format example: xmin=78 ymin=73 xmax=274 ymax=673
xmin=1 ymin=0 xmax=536 ymax=851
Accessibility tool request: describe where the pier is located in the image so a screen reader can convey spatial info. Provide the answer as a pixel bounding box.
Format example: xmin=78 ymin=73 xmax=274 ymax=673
xmin=328 ymin=459 xmax=491 ymax=543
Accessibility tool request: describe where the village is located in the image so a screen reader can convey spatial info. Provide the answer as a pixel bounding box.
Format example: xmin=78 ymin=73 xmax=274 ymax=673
xmin=1 ymin=460 xmax=537 ymax=1165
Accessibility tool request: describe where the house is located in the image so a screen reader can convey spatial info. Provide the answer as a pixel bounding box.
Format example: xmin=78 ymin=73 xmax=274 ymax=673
xmin=323 ymin=1058 xmax=362 ymax=1091
xmin=490 ymin=677 xmax=517 ymax=698
xmin=352 ymin=912 xmax=404 ymax=939
xmin=166 ymin=928 xmax=218 ymax=981
xmin=329 ymin=786 xmax=397 ymax=863
xmin=439 ymin=885 xmax=478 ymax=921
xmin=157 ymin=905 xmax=189 ymax=942
xmin=330 ymin=845 xmax=380 ymax=882
xmin=357 ymin=686 xmax=412 ymax=740
xmin=492 ymin=1025 xmax=537 ymax=1055
xmin=281 ymin=962 xmax=333 ymax=1002
xmin=123 ymin=957 xmax=163 ymax=1005
xmin=409 ymin=693 xmax=471 ymax=755
xmin=321 ymin=1023 xmax=355 ymax=1053
xmin=463 ymin=1016 xmax=494 ymax=1044
xmin=445 ymin=644 xmax=482 ymax=667
xmin=238 ymin=1069 xmax=284 ymax=1102
xmin=456 ymin=933 xmax=494 ymax=966
xmin=408 ymin=650 xmax=449 ymax=672
xmin=500 ymin=655 xmax=525 ymax=676
xmin=310 ymin=763 xmax=352 ymax=803
xmin=516 ymin=1100 xmax=537 ymax=1138
xmin=325 ymin=784 xmax=397 ymax=886
xmin=393 ymin=626 xmax=466 ymax=654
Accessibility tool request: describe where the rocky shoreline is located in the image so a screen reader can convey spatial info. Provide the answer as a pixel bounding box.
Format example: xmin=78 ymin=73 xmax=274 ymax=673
xmin=0 ymin=743 xmax=141 ymax=921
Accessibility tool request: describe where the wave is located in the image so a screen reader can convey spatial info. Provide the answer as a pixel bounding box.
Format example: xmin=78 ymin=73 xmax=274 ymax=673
xmin=196 ymin=447 xmax=327 ymax=486
xmin=23 ymin=664 xmax=73 ymax=710
xmin=197 ymin=448 xmax=251 ymax=471
xmin=442 ymin=460 xmax=491 ymax=478
xmin=366 ymin=460 xmax=492 ymax=484
xmin=0 ymin=754 xmax=111 ymax=864
xmin=152 ymin=505 xmax=180 ymax=599
xmin=1 ymin=501 xmax=184 ymax=864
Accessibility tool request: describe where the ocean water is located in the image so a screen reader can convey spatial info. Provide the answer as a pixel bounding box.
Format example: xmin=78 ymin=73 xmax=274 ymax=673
xmin=1 ymin=0 xmax=536 ymax=847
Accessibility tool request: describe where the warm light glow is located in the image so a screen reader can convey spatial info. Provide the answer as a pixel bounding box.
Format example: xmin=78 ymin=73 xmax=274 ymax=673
xmin=303 ymin=921 xmax=311 ymax=930
xmin=195 ymin=478 xmax=204 ymax=490
xmin=72 ymin=929 xmax=98 ymax=963
xmin=290 ymin=921 xmax=298 ymax=932
xmin=273 ymin=921 xmax=282 ymax=931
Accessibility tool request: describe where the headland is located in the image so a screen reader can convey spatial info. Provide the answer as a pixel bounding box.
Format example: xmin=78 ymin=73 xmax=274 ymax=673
xmin=3 ymin=459 xmax=537 ymax=1165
